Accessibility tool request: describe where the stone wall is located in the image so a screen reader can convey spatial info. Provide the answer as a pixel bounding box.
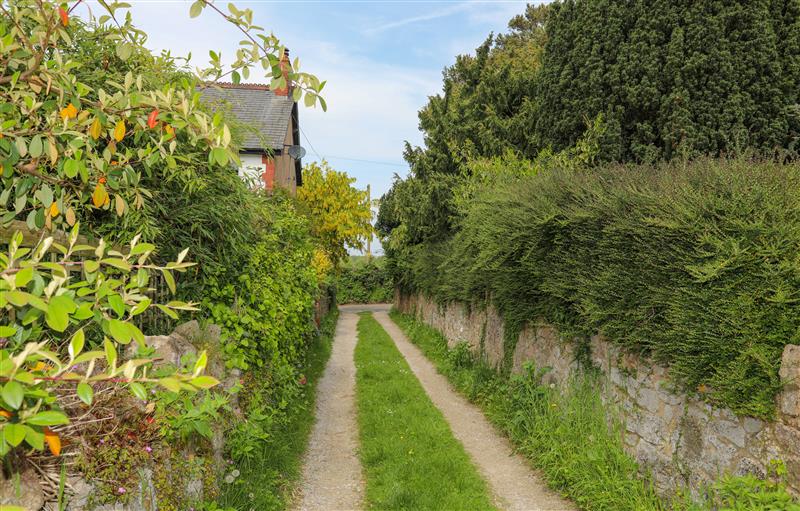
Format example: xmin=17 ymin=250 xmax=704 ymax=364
xmin=396 ymin=293 xmax=800 ymax=496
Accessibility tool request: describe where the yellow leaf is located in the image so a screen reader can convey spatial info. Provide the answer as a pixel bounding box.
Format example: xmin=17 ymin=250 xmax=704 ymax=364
xmin=47 ymin=138 xmax=58 ymax=165
xmin=48 ymin=202 xmax=59 ymax=218
xmin=89 ymin=118 xmax=102 ymax=140
xmin=113 ymin=120 xmax=126 ymax=142
xmin=92 ymin=183 xmax=108 ymax=208
xmin=114 ymin=195 xmax=125 ymax=216
xmin=44 ymin=427 xmax=61 ymax=456
xmin=59 ymin=103 xmax=78 ymax=122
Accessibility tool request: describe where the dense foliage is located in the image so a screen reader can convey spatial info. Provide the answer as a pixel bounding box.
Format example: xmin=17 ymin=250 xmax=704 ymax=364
xmin=334 ymin=256 xmax=392 ymax=304
xmin=534 ymin=0 xmax=800 ymax=162
xmin=392 ymin=159 xmax=800 ymax=419
xmin=296 ymin=161 xmax=372 ymax=269
xmin=0 ymin=1 xmax=336 ymax=508
xmin=379 ymin=0 xmax=800 ymax=420
xmin=205 ymin=194 xmax=318 ymax=370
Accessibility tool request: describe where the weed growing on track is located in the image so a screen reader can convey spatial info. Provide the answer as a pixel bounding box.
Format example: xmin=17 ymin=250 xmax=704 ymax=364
xmin=354 ymin=312 xmax=498 ymax=511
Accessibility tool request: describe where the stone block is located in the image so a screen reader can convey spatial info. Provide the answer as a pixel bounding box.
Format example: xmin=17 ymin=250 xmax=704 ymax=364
xmin=775 ymin=422 xmax=800 ymax=454
xmin=637 ymin=387 xmax=662 ymax=413
xmin=590 ymin=334 xmax=610 ymax=372
xmin=710 ymin=419 xmax=746 ymax=449
xmin=128 ymin=333 xmax=197 ymax=368
xmin=1 ymin=470 xmax=44 ymax=511
xmin=736 ymin=457 xmax=767 ymax=479
xmin=779 ymin=345 xmax=800 ymax=419
xmin=743 ymin=417 xmax=764 ymax=434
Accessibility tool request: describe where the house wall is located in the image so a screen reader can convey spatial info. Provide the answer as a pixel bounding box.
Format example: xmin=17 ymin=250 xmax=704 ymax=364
xmin=274 ymin=117 xmax=297 ymax=194
xmin=395 ymin=292 xmax=800 ymax=498
xmin=239 ymin=153 xmax=265 ymax=184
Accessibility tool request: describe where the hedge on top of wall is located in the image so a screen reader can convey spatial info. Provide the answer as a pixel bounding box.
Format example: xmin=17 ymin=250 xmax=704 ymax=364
xmin=394 ymin=158 xmax=800 ymax=419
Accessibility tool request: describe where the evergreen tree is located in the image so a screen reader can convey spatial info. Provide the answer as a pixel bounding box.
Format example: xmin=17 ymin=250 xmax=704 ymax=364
xmin=534 ymin=0 xmax=800 ymax=161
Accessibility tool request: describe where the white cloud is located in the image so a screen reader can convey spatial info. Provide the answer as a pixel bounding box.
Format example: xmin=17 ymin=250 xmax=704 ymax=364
xmin=363 ymin=2 xmax=469 ymax=35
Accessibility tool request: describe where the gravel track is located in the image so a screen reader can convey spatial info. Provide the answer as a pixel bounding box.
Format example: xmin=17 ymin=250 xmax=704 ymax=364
xmin=373 ymin=306 xmax=576 ymax=511
xmin=295 ymin=304 xmax=576 ymax=511
xmin=294 ymin=308 xmax=364 ymax=511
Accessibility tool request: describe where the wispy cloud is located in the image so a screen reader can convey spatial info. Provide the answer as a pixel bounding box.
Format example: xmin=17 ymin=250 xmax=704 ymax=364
xmin=363 ymin=2 xmax=469 ymax=35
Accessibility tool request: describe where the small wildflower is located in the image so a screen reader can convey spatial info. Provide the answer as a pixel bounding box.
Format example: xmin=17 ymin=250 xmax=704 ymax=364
xmin=249 ymin=493 xmax=255 ymax=500
xmin=231 ymin=469 xmax=240 ymax=478
xmin=99 ymin=438 xmax=105 ymax=444
xmin=145 ymin=445 xmax=152 ymax=453
xmin=224 ymin=474 xmax=235 ymax=484
xmin=299 ymin=375 xmax=307 ymax=385
xmin=117 ymin=487 xmax=126 ymax=494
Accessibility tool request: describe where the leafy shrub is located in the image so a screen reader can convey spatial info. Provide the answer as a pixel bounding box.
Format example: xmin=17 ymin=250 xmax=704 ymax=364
xmin=392 ymin=158 xmax=800 ymax=419
xmin=334 ymin=257 xmax=393 ymax=304
xmin=204 ymin=194 xmax=318 ymax=371
xmin=0 ymin=227 xmax=215 ymax=458
xmin=697 ymin=471 xmax=800 ymax=511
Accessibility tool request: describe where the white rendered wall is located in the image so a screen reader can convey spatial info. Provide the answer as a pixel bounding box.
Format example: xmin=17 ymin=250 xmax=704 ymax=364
xmin=239 ymin=153 xmax=265 ymax=186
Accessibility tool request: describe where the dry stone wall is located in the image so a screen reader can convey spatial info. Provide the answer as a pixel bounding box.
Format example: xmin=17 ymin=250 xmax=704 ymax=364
xmin=396 ymin=293 xmax=800 ymax=496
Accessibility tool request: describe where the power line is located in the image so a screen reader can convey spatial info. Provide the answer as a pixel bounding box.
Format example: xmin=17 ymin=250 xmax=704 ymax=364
xmin=324 ymin=155 xmax=408 ymax=167
xmin=299 ymin=125 xmax=323 ymax=161
xmin=299 ymin=126 xmax=408 ymax=168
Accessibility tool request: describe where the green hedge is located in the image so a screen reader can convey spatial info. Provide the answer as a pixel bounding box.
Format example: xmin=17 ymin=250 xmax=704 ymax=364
xmin=334 ymin=257 xmax=393 ymax=304
xmin=395 ymin=159 xmax=800 ymax=419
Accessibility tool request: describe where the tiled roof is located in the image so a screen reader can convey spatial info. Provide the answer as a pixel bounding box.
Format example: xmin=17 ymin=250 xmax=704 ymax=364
xmin=198 ymin=84 xmax=293 ymax=151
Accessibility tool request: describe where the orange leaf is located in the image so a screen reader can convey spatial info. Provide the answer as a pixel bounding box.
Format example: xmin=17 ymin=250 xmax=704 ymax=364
xmin=92 ymin=183 xmax=108 ymax=208
xmin=59 ymin=103 xmax=77 ymax=122
xmin=147 ymin=109 xmax=159 ymax=129
xmin=113 ymin=120 xmax=126 ymax=142
xmin=58 ymin=7 xmax=69 ymax=26
xmin=0 ymin=410 xmax=11 ymax=419
xmin=89 ymin=118 xmax=102 ymax=140
xmin=44 ymin=427 xmax=62 ymax=456
xmin=48 ymin=202 xmax=59 ymax=218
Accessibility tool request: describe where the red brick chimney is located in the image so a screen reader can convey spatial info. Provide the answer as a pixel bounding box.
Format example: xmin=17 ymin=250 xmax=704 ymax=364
xmin=274 ymin=48 xmax=291 ymax=97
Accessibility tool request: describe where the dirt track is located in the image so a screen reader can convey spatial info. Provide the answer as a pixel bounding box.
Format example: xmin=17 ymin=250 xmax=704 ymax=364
xmin=294 ymin=308 xmax=364 ymax=511
xmin=295 ymin=304 xmax=575 ymax=511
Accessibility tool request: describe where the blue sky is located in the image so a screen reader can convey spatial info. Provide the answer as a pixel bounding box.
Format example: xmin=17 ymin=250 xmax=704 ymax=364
xmin=81 ymin=0 xmax=534 ymax=251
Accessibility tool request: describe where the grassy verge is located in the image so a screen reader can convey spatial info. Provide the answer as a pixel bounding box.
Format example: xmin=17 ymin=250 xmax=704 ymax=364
xmin=216 ymin=307 xmax=338 ymax=510
xmin=389 ymin=310 xmax=665 ymax=511
xmin=354 ymin=312 xmax=498 ymax=511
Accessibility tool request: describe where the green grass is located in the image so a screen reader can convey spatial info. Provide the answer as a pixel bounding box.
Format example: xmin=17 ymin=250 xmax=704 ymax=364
xmin=216 ymin=308 xmax=338 ymax=510
xmin=389 ymin=310 xmax=665 ymax=511
xmin=354 ymin=312 xmax=498 ymax=511
xmin=388 ymin=311 xmax=800 ymax=511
